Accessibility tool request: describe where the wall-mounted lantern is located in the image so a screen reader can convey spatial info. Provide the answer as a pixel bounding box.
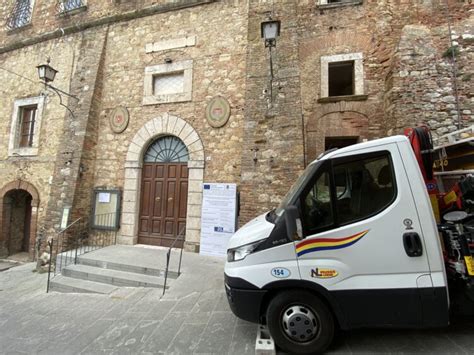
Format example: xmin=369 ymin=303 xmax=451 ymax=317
xmin=261 ymin=20 xmax=281 ymax=48
xmin=37 ymin=59 xmax=58 ymax=84
xmin=36 ymin=58 xmax=78 ymax=118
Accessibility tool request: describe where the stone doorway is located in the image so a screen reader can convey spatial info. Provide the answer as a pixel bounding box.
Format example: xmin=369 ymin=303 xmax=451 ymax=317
xmin=0 ymin=181 xmax=40 ymax=260
xmin=5 ymin=190 xmax=32 ymax=255
xmin=121 ymin=114 xmax=204 ymax=252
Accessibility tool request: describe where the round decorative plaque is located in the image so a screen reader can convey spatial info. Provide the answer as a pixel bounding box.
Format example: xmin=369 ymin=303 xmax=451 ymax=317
xmin=109 ymin=106 xmax=129 ymax=134
xmin=206 ymin=96 xmax=231 ymax=128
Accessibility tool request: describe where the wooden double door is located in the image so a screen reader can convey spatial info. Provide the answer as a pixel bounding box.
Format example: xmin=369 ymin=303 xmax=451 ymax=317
xmin=138 ymin=163 xmax=188 ymax=247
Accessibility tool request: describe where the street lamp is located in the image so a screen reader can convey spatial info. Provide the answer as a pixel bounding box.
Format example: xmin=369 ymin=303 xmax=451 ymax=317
xmin=37 ymin=59 xmax=57 ymax=84
xmin=261 ymin=19 xmax=281 ymax=105
xmin=261 ymin=20 xmax=280 ymax=48
xmin=36 ymin=59 xmax=78 ymax=118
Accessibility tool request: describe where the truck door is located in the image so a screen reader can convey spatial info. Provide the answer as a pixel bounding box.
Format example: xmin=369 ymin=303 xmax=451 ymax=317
xmin=296 ymin=144 xmax=436 ymax=328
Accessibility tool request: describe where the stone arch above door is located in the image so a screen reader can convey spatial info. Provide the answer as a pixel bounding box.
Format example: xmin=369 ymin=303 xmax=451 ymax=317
xmin=0 ymin=180 xmax=40 ymax=259
xmin=121 ymin=113 xmax=204 ymax=252
xmin=306 ymin=110 xmax=369 ymax=161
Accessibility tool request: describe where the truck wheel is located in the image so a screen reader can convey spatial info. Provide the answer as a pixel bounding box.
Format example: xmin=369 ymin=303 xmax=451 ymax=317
xmin=266 ymin=290 xmax=334 ymax=354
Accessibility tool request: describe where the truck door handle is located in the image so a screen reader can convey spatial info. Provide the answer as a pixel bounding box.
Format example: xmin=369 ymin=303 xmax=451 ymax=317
xmin=403 ymin=232 xmax=423 ymax=257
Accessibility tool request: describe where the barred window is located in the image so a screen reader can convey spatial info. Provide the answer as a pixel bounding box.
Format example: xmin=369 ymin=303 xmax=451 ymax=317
xmin=57 ymin=0 xmax=86 ymax=13
xmin=6 ymin=0 xmax=33 ymax=30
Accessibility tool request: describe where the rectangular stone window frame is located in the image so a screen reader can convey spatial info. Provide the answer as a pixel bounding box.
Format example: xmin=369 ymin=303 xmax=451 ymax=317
xmin=318 ymin=0 xmax=363 ymax=8
xmin=320 ymin=52 xmax=365 ymax=100
xmin=143 ymin=60 xmax=193 ymax=105
xmin=8 ymin=96 xmax=45 ymax=157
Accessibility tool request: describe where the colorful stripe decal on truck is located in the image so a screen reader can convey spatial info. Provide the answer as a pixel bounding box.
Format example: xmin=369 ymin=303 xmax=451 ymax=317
xmin=295 ymin=230 xmax=369 ymax=257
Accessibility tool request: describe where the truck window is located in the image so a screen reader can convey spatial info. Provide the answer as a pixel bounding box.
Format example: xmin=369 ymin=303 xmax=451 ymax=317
xmin=301 ymin=170 xmax=334 ymax=231
xmin=334 ymin=153 xmax=396 ymax=225
xmin=300 ymin=152 xmax=396 ymax=236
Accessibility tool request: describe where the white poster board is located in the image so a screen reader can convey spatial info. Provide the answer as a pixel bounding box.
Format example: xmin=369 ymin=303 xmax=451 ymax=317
xmin=200 ymin=183 xmax=237 ymax=257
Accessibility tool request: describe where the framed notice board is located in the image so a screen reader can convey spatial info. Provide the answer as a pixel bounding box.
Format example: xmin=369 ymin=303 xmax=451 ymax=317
xmin=92 ymin=189 xmax=121 ymax=230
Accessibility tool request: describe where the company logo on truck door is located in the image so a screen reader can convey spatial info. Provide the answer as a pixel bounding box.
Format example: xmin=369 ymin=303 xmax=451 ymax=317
xmin=311 ymin=268 xmax=338 ymax=278
xmin=295 ymin=230 xmax=369 ymax=257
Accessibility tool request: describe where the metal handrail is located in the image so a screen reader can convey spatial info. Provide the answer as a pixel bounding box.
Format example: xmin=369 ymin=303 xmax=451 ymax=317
xmin=46 ymin=239 xmax=53 ymax=293
xmin=60 ymin=217 xmax=83 ymax=232
xmin=162 ymin=227 xmax=186 ymax=296
xmin=46 ymin=212 xmax=119 ymax=293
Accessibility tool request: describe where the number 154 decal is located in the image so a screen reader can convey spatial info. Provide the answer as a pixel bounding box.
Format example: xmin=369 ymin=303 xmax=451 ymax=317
xmin=271 ymin=267 xmax=291 ymax=278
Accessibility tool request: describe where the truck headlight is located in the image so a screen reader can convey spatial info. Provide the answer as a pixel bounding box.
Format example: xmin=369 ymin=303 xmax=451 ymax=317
xmin=227 ymin=240 xmax=265 ymax=262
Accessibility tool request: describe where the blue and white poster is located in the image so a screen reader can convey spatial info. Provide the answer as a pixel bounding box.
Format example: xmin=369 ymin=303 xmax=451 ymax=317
xmin=200 ymin=183 xmax=237 ymax=257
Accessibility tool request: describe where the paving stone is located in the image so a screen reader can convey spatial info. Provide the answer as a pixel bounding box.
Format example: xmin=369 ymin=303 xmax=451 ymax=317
xmin=193 ymin=312 xmax=237 ymax=354
xmin=182 ymin=311 xmax=211 ymax=325
xmin=37 ymin=319 xmax=114 ymax=355
xmin=191 ymin=289 xmax=219 ymax=313
xmin=213 ymin=291 xmax=231 ymax=312
xmin=229 ymin=324 xmax=258 ymax=355
xmin=142 ymin=299 xmax=177 ymax=321
xmin=165 ymin=323 xmax=206 ymax=354
xmin=80 ymin=315 xmax=143 ymax=354
xmin=170 ymin=292 xmax=200 ymax=313
xmin=139 ymin=311 xmax=189 ymax=353
xmin=113 ymin=319 xmax=161 ymax=354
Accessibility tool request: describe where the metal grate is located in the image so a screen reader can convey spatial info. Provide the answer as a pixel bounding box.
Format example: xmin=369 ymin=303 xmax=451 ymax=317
xmin=153 ymin=72 xmax=185 ymax=95
xmin=57 ymin=0 xmax=85 ymax=13
xmin=6 ymin=0 xmax=33 ymax=30
xmin=144 ymin=136 xmax=189 ymax=163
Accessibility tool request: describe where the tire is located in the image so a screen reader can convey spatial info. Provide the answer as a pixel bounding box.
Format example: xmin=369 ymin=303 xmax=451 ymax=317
xmin=266 ymin=290 xmax=334 ymax=354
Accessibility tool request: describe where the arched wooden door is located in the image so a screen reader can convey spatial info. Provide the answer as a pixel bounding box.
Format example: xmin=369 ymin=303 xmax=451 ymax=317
xmin=138 ymin=136 xmax=189 ymax=247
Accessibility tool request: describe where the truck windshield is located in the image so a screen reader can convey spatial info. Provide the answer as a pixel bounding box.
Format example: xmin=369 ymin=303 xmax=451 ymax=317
xmin=274 ymin=162 xmax=320 ymax=218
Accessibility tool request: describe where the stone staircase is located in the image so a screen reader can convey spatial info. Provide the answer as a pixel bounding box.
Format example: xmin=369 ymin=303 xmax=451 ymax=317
xmin=49 ymin=245 xmax=180 ymax=294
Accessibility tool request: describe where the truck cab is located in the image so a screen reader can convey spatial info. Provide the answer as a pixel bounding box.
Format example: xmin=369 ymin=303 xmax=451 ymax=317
xmin=225 ymin=136 xmax=450 ymax=354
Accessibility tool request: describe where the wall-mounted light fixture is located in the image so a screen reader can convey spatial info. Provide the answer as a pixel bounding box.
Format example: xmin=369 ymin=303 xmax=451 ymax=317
xmin=37 ymin=58 xmax=78 ymax=118
xmin=261 ymin=19 xmax=281 ymax=104
xmin=37 ymin=59 xmax=58 ymax=83
xmin=261 ymin=20 xmax=280 ymax=48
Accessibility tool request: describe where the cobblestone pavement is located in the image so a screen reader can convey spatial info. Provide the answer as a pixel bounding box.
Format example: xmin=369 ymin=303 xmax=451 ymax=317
xmin=1 ymin=253 xmax=474 ymax=354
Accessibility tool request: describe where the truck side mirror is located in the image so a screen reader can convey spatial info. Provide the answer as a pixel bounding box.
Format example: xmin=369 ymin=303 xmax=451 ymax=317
xmin=285 ymin=205 xmax=303 ymax=241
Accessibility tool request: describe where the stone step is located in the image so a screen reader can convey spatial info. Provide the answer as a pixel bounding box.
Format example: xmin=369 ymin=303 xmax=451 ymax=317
xmin=49 ymin=275 xmax=118 ymax=294
xmin=77 ymin=255 xmax=179 ymax=279
xmin=62 ymin=264 xmax=171 ymax=288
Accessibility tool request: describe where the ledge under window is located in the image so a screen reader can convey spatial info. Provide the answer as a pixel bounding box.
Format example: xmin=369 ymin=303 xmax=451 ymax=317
xmin=318 ymin=0 xmax=363 ymax=9
xmin=318 ymin=94 xmax=368 ymax=103
xmin=6 ymin=23 xmax=32 ymax=35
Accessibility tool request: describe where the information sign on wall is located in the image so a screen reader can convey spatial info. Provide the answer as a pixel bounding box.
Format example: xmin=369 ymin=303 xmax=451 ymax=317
xmin=200 ymin=183 xmax=237 ymax=257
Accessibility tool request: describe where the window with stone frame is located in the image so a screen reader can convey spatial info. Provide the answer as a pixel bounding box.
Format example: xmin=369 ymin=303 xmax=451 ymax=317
xmin=6 ymin=0 xmax=34 ymax=30
xmin=318 ymin=0 xmax=363 ymax=8
xmin=320 ymin=52 xmax=366 ymax=101
xmin=143 ymin=60 xmax=193 ymax=105
xmin=9 ymin=96 xmax=45 ymax=157
xmin=57 ymin=0 xmax=86 ymax=14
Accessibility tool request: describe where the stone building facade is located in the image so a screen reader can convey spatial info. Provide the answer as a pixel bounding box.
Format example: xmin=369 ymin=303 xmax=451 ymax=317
xmin=0 ymin=0 xmax=472 ymax=259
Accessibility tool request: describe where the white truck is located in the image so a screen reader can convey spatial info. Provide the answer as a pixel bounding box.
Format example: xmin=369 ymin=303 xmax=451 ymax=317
xmin=224 ymin=135 xmax=474 ymax=354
